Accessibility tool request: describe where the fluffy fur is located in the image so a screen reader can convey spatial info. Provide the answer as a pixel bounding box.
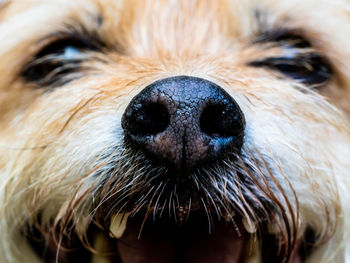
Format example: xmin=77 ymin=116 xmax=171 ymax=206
xmin=0 ymin=0 xmax=350 ymax=262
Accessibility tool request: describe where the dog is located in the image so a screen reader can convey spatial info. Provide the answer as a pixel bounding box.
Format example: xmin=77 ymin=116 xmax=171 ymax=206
xmin=0 ymin=0 xmax=350 ymax=262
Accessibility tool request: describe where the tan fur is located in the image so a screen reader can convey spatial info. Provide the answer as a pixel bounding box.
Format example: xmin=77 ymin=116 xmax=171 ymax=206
xmin=0 ymin=0 xmax=350 ymax=262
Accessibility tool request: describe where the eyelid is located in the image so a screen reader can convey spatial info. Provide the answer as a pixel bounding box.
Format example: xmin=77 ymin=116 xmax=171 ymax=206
xmin=36 ymin=36 xmax=97 ymax=58
xmin=255 ymin=29 xmax=312 ymax=49
xmin=32 ymin=23 xmax=104 ymax=58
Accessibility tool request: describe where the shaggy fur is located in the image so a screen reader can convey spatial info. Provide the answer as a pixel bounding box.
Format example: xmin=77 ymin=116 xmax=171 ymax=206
xmin=0 ymin=0 xmax=350 ymax=262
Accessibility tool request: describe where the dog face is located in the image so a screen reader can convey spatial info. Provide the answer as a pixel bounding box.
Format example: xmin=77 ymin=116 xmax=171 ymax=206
xmin=1 ymin=0 xmax=350 ymax=262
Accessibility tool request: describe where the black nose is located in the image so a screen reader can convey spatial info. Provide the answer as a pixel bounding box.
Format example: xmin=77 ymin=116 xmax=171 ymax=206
xmin=122 ymin=76 xmax=245 ymax=173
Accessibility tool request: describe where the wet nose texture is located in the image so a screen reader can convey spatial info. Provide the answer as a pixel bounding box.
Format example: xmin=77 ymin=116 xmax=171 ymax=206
xmin=122 ymin=76 xmax=245 ymax=174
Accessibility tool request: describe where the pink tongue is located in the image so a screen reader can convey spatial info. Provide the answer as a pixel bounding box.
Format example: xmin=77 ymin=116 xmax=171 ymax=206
xmin=117 ymin=221 xmax=245 ymax=263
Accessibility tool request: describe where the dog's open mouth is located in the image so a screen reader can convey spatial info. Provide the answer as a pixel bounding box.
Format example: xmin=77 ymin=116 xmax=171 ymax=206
xmin=102 ymin=211 xmax=250 ymax=263
xmin=27 ymin=208 xmax=310 ymax=263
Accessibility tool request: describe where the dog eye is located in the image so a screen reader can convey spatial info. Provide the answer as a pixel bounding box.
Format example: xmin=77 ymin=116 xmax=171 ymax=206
xmin=22 ymin=37 xmax=98 ymax=86
xmin=249 ymin=53 xmax=332 ymax=86
xmin=250 ymin=32 xmax=333 ymax=86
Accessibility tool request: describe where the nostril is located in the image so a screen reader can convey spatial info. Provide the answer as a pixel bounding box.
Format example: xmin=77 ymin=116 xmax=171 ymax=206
xmin=200 ymin=104 xmax=244 ymax=138
xmin=124 ymin=103 xmax=169 ymax=136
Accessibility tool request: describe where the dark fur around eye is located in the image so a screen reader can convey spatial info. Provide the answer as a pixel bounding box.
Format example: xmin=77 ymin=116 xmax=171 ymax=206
xmin=22 ymin=27 xmax=104 ymax=87
xmin=251 ymin=30 xmax=333 ymax=86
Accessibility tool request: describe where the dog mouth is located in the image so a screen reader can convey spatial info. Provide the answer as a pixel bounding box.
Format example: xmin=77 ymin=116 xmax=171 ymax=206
xmin=27 ymin=208 xmax=309 ymax=263
xmin=26 ymin=152 xmax=312 ymax=262
xmin=97 ymin=211 xmax=249 ymax=263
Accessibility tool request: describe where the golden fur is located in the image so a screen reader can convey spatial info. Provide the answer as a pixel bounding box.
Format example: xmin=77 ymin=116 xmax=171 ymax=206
xmin=0 ymin=0 xmax=350 ymax=262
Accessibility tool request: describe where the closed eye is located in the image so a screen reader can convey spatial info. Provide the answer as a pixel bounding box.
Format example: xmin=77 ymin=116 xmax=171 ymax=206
xmin=249 ymin=31 xmax=333 ymax=87
xmin=22 ymin=27 xmax=104 ymax=87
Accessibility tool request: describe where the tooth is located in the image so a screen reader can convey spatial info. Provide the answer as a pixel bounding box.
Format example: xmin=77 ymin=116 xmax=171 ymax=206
xmin=268 ymin=222 xmax=279 ymax=235
xmin=91 ymin=232 xmax=112 ymax=263
xmin=244 ymin=237 xmax=262 ymax=263
xmin=109 ymin=213 xmax=130 ymax=239
xmin=243 ymin=217 xmax=257 ymax=234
